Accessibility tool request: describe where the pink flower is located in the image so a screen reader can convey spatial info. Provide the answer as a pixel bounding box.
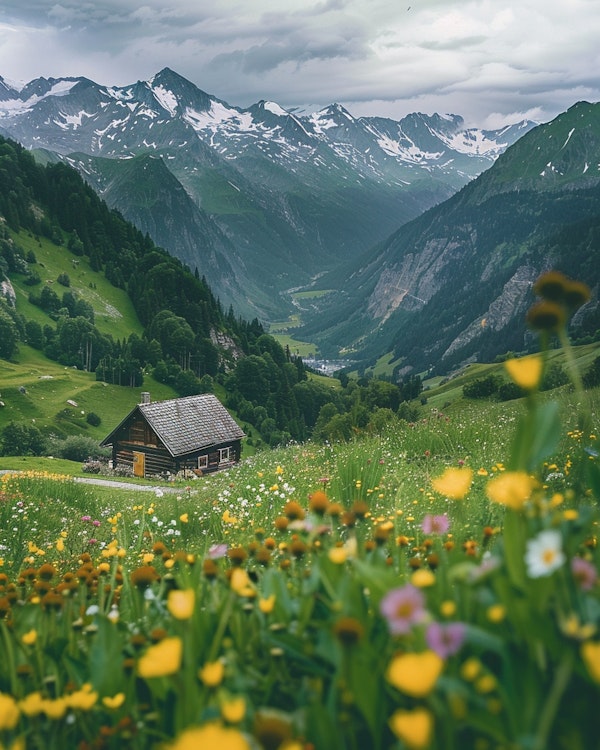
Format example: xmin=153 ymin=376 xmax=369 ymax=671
xmin=380 ymin=585 xmax=426 ymax=635
xmin=571 ymin=557 xmax=598 ymax=591
xmin=208 ymin=543 xmax=228 ymax=560
xmin=425 ymin=621 xmax=466 ymax=658
xmin=421 ymin=514 xmax=450 ymax=535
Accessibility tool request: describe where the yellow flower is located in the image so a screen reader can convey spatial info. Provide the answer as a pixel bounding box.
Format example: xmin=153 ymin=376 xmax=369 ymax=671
xmin=138 ymin=637 xmax=183 ymax=678
xmin=275 ymin=465 xmax=284 ymax=475
xmin=66 ymin=684 xmax=98 ymax=711
xmin=560 ymin=614 xmax=596 ymax=641
xmin=21 ymin=629 xmax=37 ymax=646
xmin=56 ymin=537 xmax=65 ymax=552
xmin=504 ymin=355 xmax=543 ymax=390
xmin=168 ymin=589 xmax=195 ymax=620
xmin=199 ymin=660 xmax=225 ymax=687
xmin=168 ymin=723 xmax=250 ymax=750
xmin=460 ymin=657 xmax=481 ymax=681
xmin=18 ymin=691 xmax=44 ymax=717
xmin=221 ymin=696 xmax=246 ymax=723
xmin=475 ymin=674 xmax=497 ymax=694
xmin=179 ymin=513 xmax=189 ymax=523
xmin=328 ymin=547 xmax=348 ymax=564
xmin=41 ymin=696 xmax=68 ymax=720
xmin=486 ymin=471 xmax=533 ymax=510
xmin=386 ymin=651 xmax=444 ymax=697
xmin=581 ymin=641 xmax=600 ymax=682
xmin=230 ymin=568 xmax=255 ymax=597
xmin=258 ymin=594 xmax=276 ymax=614
xmin=440 ymin=600 xmax=456 ymax=618
xmin=102 ymin=693 xmax=126 ymax=709
xmin=222 ymin=509 xmax=239 ymax=525
xmin=486 ymin=604 xmax=506 ymax=623
xmin=0 ymin=693 xmax=20 ymax=730
xmin=388 ymin=707 xmax=434 ymax=749
xmin=411 ymin=569 xmax=436 ymax=588
xmin=431 ymin=467 xmax=473 ymax=500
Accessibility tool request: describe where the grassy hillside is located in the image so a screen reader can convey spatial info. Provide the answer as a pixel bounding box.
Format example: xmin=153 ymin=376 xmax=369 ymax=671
xmin=9 ymin=228 xmax=143 ymax=342
xmin=0 ymin=344 xmax=177 ymax=439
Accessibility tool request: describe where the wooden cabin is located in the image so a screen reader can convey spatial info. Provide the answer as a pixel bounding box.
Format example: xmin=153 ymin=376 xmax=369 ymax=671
xmin=100 ymin=393 xmax=245 ymax=478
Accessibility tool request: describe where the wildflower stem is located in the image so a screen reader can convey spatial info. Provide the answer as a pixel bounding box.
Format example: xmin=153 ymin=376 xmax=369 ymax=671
xmin=207 ymin=590 xmax=234 ymax=662
xmin=532 ymin=649 xmax=573 ymax=750
xmin=0 ymin=623 xmax=18 ymax=696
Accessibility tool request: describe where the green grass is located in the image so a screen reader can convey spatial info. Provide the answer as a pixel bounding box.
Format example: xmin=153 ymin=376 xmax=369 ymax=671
xmin=9 ymin=229 xmax=143 ymax=341
xmin=0 ymin=344 xmax=177 ymax=438
xmin=292 ymin=289 xmax=334 ymax=300
xmin=270 ymin=333 xmax=319 ymax=358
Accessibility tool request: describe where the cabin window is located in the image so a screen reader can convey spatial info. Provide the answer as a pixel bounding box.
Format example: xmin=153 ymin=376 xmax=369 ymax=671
xmin=219 ymin=447 xmax=231 ymax=463
xmin=198 ymin=455 xmax=208 ymax=470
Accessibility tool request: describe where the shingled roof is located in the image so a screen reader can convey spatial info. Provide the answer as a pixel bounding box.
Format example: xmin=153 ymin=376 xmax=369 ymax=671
xmin=101 ymin=394 xmax=245 ymax=457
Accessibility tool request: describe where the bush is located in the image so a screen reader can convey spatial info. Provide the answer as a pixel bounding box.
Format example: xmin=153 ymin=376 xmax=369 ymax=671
xmin=583 ymin=355 xmax=600 ymax=389
xmin=497 ymin=381 xmax=526 ymax=401
xmin=463 ymin=374 xmax=501 ymax=399
xmin=49 ymin=435 xmax=109 ymax=462
xmin=0 ymin=422 xmax=46 ymax=456
xmin=85 ymin=412 xmax=102 ymax=427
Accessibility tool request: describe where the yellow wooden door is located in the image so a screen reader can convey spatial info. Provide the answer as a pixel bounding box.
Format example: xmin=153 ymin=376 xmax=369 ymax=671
xmin=133 ymin=451 xmax=145 ymax=477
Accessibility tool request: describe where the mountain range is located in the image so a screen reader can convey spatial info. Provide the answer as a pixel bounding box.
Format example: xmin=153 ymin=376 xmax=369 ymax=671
xmin=2 ymin=69 xmax=599 ymax=378
xmin=0 ymin=68 xmax=534 ymax=320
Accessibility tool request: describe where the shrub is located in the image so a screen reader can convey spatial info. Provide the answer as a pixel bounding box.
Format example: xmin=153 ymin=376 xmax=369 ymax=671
xmin=497 ymin=381 xmax=526 ymax=401
xmin=49 ymin=435 xmax=109 ymax=462
xmin=0 ymin=422 xmax=46 ymax=456
xmin=85 ymin=412 xmax=102 ymax=427
xmin=583 ymin=355 xmax=600 ymax=389
xmin=462 ymin=374 xmax=501 ymax=399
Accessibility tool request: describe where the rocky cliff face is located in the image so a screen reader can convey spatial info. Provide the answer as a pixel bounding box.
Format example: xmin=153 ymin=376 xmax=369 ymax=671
xmin=0 ymin=278 xmax=16 ymax=307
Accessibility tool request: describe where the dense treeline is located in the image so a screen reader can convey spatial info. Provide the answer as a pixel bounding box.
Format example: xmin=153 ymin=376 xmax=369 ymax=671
xmin=0 ymin=135 xmax=425 ymax=448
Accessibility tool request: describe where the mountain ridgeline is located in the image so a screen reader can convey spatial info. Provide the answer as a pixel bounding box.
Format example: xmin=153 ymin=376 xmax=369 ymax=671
xmin=0 ymin=68 xmax=535 ymax=320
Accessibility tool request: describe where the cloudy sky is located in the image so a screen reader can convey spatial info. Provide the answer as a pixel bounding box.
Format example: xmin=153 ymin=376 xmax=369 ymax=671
xmin=1 ymin=0 xmax=599 ymax=128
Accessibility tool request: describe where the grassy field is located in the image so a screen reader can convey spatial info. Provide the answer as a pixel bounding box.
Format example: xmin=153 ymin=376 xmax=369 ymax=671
xmin=0 ymin=370 xmax=598 ymax=748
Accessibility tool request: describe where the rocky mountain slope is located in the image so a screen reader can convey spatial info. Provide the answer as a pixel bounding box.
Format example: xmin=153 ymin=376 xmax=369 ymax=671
xmin=298 ymin=101 xmax=600 ymax=375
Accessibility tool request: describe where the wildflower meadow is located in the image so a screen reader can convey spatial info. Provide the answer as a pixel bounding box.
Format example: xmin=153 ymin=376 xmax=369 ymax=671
xmin=0 ymin=272 xmax=599 ymax=750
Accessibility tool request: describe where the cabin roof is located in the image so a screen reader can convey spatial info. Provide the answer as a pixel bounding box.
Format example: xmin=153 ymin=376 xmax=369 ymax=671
xmin=101 ymin=394 xmax=245 ymax=457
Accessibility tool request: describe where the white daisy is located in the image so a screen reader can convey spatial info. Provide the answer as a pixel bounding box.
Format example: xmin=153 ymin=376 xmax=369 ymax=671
xmin=525 ymin=529 xmax=565 ymax=578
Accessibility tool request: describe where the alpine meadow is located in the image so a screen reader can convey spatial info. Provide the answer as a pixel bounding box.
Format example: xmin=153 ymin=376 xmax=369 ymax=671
xmin=0 ymin=67 xmax=600 ymax=750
